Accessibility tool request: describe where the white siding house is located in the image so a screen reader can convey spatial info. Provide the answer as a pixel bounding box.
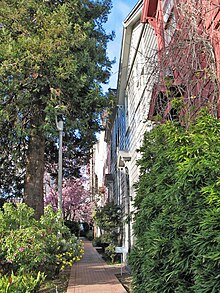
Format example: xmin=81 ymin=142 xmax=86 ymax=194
xmin=92 ymin=0 xmax=158 ymax=261
xmin=90 ymin=130 xmax=108 ymax=237
xmin=115 ymin=0 xmax=158 ymax=260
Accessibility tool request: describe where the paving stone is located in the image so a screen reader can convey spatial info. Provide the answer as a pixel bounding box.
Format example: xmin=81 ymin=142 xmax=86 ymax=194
xmin=67 ymin=239 xmax=127 ymax=293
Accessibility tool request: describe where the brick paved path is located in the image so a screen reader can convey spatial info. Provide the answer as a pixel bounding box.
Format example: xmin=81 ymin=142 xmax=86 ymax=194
xmin=67 ymin=239 xmax=127 ymax=293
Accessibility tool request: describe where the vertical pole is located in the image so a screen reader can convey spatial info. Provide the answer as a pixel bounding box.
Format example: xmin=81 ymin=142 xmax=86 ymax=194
xmin=121 ymin=253 xmax=123 ymax=276
xmin=57 ymin=120 xmax=63 ymax=215
xmin=125 ymin=167 xmax=131 ymax=253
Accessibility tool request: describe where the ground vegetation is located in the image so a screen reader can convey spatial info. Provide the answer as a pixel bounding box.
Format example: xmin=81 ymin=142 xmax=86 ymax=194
xmin=129 ymin=112 xmax=220 ymax=292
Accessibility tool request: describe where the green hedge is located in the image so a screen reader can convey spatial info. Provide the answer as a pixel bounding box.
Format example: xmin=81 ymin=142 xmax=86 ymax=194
xmin=129 ymin=112 xmax=220 ymax=292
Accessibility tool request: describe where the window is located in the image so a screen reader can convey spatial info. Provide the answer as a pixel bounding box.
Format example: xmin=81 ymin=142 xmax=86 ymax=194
xmin=149 ymin=83 xmax=184 ymax=122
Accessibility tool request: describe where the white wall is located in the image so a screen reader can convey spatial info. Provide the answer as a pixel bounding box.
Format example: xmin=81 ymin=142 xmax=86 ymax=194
xmin=117 ymin=10 xmax=158 ymax=259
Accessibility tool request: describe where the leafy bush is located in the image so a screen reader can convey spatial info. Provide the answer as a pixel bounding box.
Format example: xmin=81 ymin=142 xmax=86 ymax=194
xmin=64 ymin=220 xmax=80 ymax=236
xmin=129 ymin=112 xmax=220 ymax=292
xmin=92 ymin=236 xmax=102 ymax=247
xmin=100 ymin=233 xmax=116 ymax=245
xmin=94 ymin=202 xmax=121 ymax=232
xmin=1 ymin=226 xmax=57 ymax=273
xmin=0 ymin=271 xmax=45 ymax=292
xmin=39 ymin=205 xmax=68 ymax=236
xmin=105 ymin=243 xmax=117 ymax=263
xmin=93 ymin=202 xmax=122 ymax=245
xmin=0 ymin=202 xmax=36 ymax=233
xmin=56 ymin=237 xmax=84 ymax=270
xmin=86 ymin=230 xmax=94 ymax=241
xmin=0 ymin=203 xmax=84 ymax=276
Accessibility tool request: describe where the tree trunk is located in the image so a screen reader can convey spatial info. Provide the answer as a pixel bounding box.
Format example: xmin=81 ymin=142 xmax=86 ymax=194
xmin=24 ymin=111 xmax=45 ymax=219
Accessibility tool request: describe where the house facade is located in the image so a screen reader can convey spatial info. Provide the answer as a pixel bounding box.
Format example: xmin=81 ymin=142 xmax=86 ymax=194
xmin=91 ymin=0 xmax=219 ymax=261
xmin=104 ymin=0 xmax=158 ymax=259
xmin=90 ymin=130 xmax=108 ymax=237
xmin=142 ymin=0 xmax=220 ymax=122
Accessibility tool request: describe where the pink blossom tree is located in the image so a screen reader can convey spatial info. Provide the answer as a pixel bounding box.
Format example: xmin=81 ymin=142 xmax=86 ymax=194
xmin=44 ymin=178 xmax=93 ymax=222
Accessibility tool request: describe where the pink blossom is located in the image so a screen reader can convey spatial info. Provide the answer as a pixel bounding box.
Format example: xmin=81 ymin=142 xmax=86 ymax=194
xmin=19 ymin=247 xmax=25 ymax=252
xmin=44 ymin=176 xmax=93 ymax=222
xmin=6 ymin=259 xmax=13 ymax=263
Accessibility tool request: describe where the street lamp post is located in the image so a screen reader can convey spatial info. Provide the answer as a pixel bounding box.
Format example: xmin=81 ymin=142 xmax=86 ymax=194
xmin=56 ymin=115 xmax=64 ymax=214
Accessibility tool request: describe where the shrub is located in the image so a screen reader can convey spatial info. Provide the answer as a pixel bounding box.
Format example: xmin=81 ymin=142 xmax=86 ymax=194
xmin=100 ymin=233 xmax=114 ymax=245
xmin=93 ymin=202 xmax=122 ymax=247
xmin=1 ymin=226 xmax=57 ymax=273
xmin=92 ymin=236 xmax=102 ymax=247
xmin=0 ymin=202 xmax=36 ymax=233
xmin=105 ymin=243 xmax=117 ymax=263
xmin=0 ymin=271 xmax=45 ymax=292
xmin=39 ymin=205 xmax=67 ymax=236
xmin=129 ymin=113 xmax=220 ymax=292
xmin=64 ymin=220 xmax=80 ymax=236
xmin=92 ymin=235 xmax=114 ymax=254
xmin=55 ymin=236 xmax=84 ymax=270
xmin=94 ymin=202 xmax=121 ymax=232
xmin=86 ymin=230 xmax=94 ymax=241
xmin=0 ymin=203 xmax=84 ymax=276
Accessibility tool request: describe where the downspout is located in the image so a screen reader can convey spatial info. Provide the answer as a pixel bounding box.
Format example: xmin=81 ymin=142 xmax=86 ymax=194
xmin=125 ymin=166 xmax=131 ymax=253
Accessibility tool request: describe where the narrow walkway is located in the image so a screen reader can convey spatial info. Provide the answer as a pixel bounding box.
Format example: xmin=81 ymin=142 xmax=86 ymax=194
xmin=67 ymin=239 xmax=127 ymax=293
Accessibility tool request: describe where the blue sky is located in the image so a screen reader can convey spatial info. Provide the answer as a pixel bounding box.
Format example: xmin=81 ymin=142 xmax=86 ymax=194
xmin=103 ymin=0 xmax=137 ymax=91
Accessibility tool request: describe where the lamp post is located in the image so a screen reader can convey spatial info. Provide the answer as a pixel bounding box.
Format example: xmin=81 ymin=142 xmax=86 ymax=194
xmin=56 ymin=114 xmax=64 ymax=214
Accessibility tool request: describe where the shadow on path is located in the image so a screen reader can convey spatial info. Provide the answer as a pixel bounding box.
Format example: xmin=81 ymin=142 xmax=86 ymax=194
xmin=67 ymin=239 xmax=128 ymax=293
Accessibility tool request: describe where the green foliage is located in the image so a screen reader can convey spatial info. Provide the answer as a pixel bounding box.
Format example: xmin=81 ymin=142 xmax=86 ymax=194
xmin=55 ymin=237 xmax=84 ymax=271
xmin=0 ymin=203 xmax=36 ymax=233
xmin=0 ymin=271 xmax=45 ymax=293
xmin=94 ymin=201 xmax=122 ymax=245
xmin=99 ymin=232 xmax=119 ymax=244
xmin=92 ymin=236 xmax=103 ymax=247
xmin=86 ymin=230 xmax=94 ymax=241
xmin=0 ymin=0 xmax=113 ymax=196
xmin=2 ymin=226 xmax=57 ymax=273
xmin=129 ymin=112 xmax=220 ymax=292
xmin=0 ymin=203 xmax=84 ymax=276
xmin=105 ymin=243 xmax=116 ymax=263
xmin=94 ymin=201 xmax=121 ymax=232
xmin=92 ymin=234 xmax=110 ymax=248
xmin=39 ymin=205 xmax=67 ymax=236
xmin=64 ymin=220 xmax=80 ymax=236
xmin=171 ymin=97 xmax=183 ymax=112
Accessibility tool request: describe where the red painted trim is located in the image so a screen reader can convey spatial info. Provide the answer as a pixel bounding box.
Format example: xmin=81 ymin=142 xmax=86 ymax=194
xmin=141 ymin=0 xmax=158 ymax=23
xmin=148 ymin=17 xmax=157 ymax=31
xmin=141 ymin=0 xmax=149 ymax=23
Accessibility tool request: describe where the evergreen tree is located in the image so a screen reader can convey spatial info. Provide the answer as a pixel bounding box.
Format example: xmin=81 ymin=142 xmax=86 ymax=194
xmin=0 ymin=0 xmax=113 ymax=218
